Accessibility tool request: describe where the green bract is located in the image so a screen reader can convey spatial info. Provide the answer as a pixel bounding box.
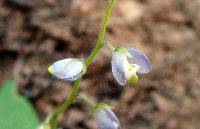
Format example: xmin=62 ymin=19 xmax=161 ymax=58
xmin=114 ymin=47 xmax=132 ymax=58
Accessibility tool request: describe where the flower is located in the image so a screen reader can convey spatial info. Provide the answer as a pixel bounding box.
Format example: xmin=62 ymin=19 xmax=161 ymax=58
xmin=48 ymin=58 xmax=85 ymax=81
xmin=94 ymin=108 xmax=120 ymax=129
xmin=79 ymin=94 xmax=120 ymax=129
xmin=111 ymin=47 xmax=150 ymax=86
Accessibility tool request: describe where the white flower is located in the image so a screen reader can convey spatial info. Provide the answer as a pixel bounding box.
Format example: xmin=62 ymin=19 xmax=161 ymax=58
xmin=94 ymin=108 xmax=120 ymax=129
xmin=111 ymin=47 xmax=150 ymax=86
xmin=48 ymin=58 xmax=85 ymax=81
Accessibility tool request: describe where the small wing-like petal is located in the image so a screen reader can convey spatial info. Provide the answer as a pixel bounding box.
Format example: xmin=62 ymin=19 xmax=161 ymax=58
xmin=127 ymin=48 xmax=150 ymax=73
xmin=94 ymin=109 xmax=120 ymax=129
xmin=105 ymin=109 xmax=120 ymax=126
xmin=48 ymin=58 xmax=84 ymax=81
xmin=111 ymin=52 xmax=128 ymax=86
xmin=63 ymin=60 xmax=83 ymax=81
xmin=49 ymin=59 xmax=72 ymax=78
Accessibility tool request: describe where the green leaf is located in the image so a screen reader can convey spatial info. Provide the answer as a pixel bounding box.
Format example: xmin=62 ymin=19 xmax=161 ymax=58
xmin=0 ymin=80 xmax=39 ymax=129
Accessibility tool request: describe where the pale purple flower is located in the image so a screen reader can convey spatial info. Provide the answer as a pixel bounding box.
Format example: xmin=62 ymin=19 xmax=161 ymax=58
xmin=111 ymin=48 xmax=150 ymax=86
xmin=48 ymin=58 xmax=85 ymax=81
xmin=94 ymin=109 xmax=120 ymax=129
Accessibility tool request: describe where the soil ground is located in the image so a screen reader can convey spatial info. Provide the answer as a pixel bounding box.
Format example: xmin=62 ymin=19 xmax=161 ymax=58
xmin=0 ymin=0 xmax=200 ymax=129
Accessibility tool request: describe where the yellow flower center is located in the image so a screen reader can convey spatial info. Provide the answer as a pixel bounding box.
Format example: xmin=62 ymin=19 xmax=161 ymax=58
xmin=125 ymin=64 xmax=139 ymax=85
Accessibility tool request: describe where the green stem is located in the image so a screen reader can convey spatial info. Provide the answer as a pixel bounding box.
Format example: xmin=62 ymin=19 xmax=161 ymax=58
xmin=48 ymin=0 xmax=117 ymax=128
xmin=78 ymin=94 xmax=96 ymax=108
xmin=85 ymin=0 xmax=117 ymax=66
xmin=49 ymin=79 xmax=81 ymax=129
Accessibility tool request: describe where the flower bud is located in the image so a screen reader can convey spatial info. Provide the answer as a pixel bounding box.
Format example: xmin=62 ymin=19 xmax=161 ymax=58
xmin=94 ymin=108 xmax=120 ymax=129
xmin=48 ymin=58 xmax=85 ymax=81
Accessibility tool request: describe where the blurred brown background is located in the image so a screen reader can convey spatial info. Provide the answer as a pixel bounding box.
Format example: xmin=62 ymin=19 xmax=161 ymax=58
xmin=0 ymin=0 xmax=200 ymax=129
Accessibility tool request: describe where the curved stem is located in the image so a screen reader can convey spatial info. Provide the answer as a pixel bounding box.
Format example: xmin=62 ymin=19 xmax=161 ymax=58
xmin=78 ymin=94 xmax=96 ymax=108
xmin=48 ymin=1 xmax=117 ymax=128
xmin=85 ymin=0 xmax=117 ymax=66
xmin=49 ymin=79 xmax=81 ymax=129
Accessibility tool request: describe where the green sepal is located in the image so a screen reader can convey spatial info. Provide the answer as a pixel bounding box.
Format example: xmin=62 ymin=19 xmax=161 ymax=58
xmin=114 ymin=47 xmax=132 ymax=58
xmin=81 ymin=62 xmax=87 ymax=75
xmin=93 ymin=102 xmax=113 ymax=111
xmin=107 ymin=43 xmax=115 ymax=51
xmin=91 ymin=102 xmax=113 ymax=117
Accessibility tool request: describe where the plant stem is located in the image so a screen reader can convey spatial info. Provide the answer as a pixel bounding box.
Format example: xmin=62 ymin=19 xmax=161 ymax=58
xmin=78 ymin=94 xmax=96 ymax=108
xmin=107 ymin=43 xmax=115 ymax=51
xmin=48 ymin=0 xmax=117 ymax=128
xmin=85 ymin=0 xmax=117 ymax=66
xmin=49 ymin=79 xmax=81 ymax=129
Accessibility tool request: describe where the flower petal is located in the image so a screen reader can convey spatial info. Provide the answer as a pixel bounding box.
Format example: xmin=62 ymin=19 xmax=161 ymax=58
xmin=94 ymin=109 xmax=120 ymax=129
xmin=64 ymin=60 xmax=84 ymax=81
xmin=49 ymin=58 xmax=72 ymax=78
xmin=49 ymin=58 xmax=84 ymax=81
xmin=111 ymin=52 xmax=128 ymax=86
xmin=127 ymin=48 xmax=150 ymax=73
